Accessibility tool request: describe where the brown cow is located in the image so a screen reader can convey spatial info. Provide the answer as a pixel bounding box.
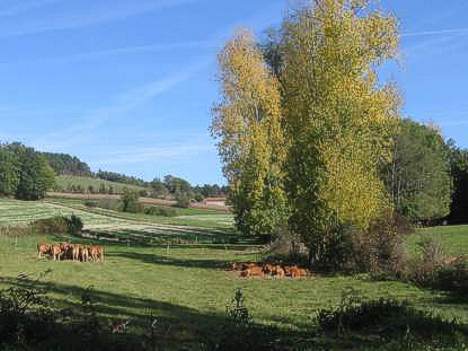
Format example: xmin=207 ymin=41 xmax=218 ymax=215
xmin=60 ymin=242 xmax=72 ymax=260
xmin=80 ymin=245 xmax=89 ymax=262
xmin=88 ymin=246 xmax=98 ymax=262
xmin=95 ymin=245 xmax=104 ymax=262
xmin=88 ymin=245 xmax=104 ymax=262
xmin=290 ymin=266 xmax=308 ymax=278
xmin=272 ymin=265 xmax=285 ymax=279
xmin=240 ymin=265 xmax=264 ymax=278
xmin=72 ymin=244 xmax=81 ymax=261
xmin=37 ymin=243 xmax=50 ymax=258
xmin=262 ymin=263 xmax=274 ymax=275
xmin=50 ymin=244 xmax=62 ymax=261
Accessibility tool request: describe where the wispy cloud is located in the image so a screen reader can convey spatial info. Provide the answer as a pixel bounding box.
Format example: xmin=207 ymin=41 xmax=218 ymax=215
xmin=0 ymin=0 xmax=198 ymax=38
xmin=402 ymin=27 xmax=468 ymax=37
xmin=0 ymin=40 xmax=219 ymax=66
xmin=91 ymin=142 xmax=214 ymax=166
xmin=32 ymin=57 xmax=212 ymax=151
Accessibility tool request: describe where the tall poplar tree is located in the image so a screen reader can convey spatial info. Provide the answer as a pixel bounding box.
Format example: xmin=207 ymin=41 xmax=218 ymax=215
xmin=211 ymin=30 xmax=289 ymax=237
xmin=280 ymin=0 xmax=400 ymax=261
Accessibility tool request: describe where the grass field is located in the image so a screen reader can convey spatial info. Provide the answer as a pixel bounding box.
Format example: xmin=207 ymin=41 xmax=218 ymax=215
xmin=55 ymin=175 xmax=146 ymax=193
xmin=0 ymin=198 xmax=466 ymax=349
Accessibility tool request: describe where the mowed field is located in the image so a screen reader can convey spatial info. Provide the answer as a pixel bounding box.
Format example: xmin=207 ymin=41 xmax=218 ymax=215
xmin=0 ymin=197 xmax=467 ymax=349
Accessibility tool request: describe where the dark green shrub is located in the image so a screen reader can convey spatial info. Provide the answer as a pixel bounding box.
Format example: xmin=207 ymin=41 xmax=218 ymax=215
xmin=31 ymin=216 xmax=69 ymax=234
xmin=226 ymin=288 xmax=251 ymax=328
xmin=144 ymin=206 xmax=178 ymax=217
xmin=194 ymin=193 xmax=204 ymax=202
xmin=432 ymin=259 xmax=468 ymax=295
xmin=121 ymin=188 xmax=141 ymax=213
xmin=0 ymin=273 xmax=56 ymax=346
xmin=68 ymin=214 xmax=83 ymax=234
xmin=311 ymin=221 xmax=356 ymax=271
xmin=316 ymin=289 xmax=466 ymax=347
xmin=84 ymin=200 xmax=97 ymax=208
xmin=31 ymin=215 xmax=83 ymax=235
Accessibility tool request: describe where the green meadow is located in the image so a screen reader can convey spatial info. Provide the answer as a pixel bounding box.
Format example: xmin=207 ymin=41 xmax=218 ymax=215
xmin=0 ymin=197 xmax=466 ymax=349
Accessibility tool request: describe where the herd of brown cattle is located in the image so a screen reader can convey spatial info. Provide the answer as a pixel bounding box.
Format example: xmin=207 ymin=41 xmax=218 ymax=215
xmin=231 ymin=262 xmax=309 ymax=278
xmin=37 ymin=242 xmax=104 ymax=262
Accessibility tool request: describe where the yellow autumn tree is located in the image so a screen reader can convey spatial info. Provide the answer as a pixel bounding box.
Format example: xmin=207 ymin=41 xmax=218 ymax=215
xmin=281 ymin=0 xmax=401 ymax=262
xmin=211 ymin=29 xmax=289 ymax=236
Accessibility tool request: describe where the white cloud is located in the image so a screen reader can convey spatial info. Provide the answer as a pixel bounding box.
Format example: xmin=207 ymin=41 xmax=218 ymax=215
xmin=31 ymin=58 xmax=212 ymax=150
xmin=402 ymin=27 xmax=468 ymax=37
xmin=91 ymin=142 xmax=214 ymax=166
xmin=0 ymin=0 xmax=198 ymax=37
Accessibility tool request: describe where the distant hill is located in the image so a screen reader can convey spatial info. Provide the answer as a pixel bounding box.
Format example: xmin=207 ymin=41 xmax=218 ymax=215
xmin=54 ymin=175 xmax=146 ymax=194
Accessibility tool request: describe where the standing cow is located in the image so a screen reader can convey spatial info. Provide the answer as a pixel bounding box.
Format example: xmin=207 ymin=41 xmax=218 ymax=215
xmin=37 ymin=243 xmax=50 ymax=258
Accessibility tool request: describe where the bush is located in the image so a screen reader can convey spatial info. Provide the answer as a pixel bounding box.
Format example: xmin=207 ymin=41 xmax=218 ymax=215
xmin=174 ymin=191 xmax=191 ymax=208
xmin=406 ymin=237 xmax=468 ymax=294
xmin=349 ymin=211 xmax=412 ymax=277
xmin=0 ymin=272 xmax=57 ymax=347
xmin=30 ymin=215 xmax=83 ymax=235
xmin=31 ymin=216 xmax=69 ymax=234
xmin=316 ymin=288 xmax=466 ymax=348
xmin=311 ymin=221 xmax=356 ymax=271
xmin=84 ymin=200 xmax=97 ymax=208
xmin=406 ymin=237 xmax=446 ymax=285
xmin=144 ymin=206 xmax=178 ymax=217
xmin=121 ymin=188 xmax=141 ymax=213
xmin=226 ymin=288 xmax=252 ymax=328
xmin=432 ymin=259 xmax=468 ymax=295
xmin=68 ymin=214 xmax=83 ymax=234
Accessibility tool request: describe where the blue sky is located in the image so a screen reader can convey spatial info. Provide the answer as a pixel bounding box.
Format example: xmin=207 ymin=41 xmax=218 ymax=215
xmin=0 ymin=0 xmax=467 ymax=185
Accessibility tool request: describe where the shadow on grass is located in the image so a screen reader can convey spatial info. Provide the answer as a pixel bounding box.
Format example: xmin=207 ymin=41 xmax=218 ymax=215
xmin=0 ymin=276 xmax=309 ymax=350
xmin=108 ymin=251 xmax=231 ymax=270
xmin=50 ymin=231 xmax=264 ymax=253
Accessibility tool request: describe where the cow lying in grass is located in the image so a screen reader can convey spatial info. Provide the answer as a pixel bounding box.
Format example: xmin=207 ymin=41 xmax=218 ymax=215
xmin=37 ymin=242 xmax=104 ymax=262
xmin=231 ymin=262 xmax=309 ymax=279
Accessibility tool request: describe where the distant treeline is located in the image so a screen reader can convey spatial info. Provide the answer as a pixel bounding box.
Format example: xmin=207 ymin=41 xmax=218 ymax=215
xmin=0 ymin=144 xmax=228 ymax=202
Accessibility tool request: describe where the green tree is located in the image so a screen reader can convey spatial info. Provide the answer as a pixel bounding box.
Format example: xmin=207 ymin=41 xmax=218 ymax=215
xmin=0 ymin=147 xmax=20 ymax=196
xmin=150 ymin=178 xmax=169 ymax=198
xmin=211 ymin=29 xmax=289 ymax=237
xmin=163 ymin=175 xmax=192 ymax=194
xmin=175 ymin=191 xmax=191 ymax=208
xmin=98 ymin=183 xmax=106 ymax=194
xmin=280 ymin=0 xmax=400 ymax=262
xmin=384 ymin=119 xmax=452 ymax=222
xmin=121 ymin=187 xmax=140 ymax=213
xmin=15 ymin=148 xmax=55 ymax=200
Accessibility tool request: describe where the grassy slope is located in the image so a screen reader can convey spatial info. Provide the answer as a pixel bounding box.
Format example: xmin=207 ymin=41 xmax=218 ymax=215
xmin=55 ymin=175 xmax=146 ymax=193
xmin=410 ymin=225 xmax=468 ymax=256
xmin=0 ymin=198 xmax=466 ymax=348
